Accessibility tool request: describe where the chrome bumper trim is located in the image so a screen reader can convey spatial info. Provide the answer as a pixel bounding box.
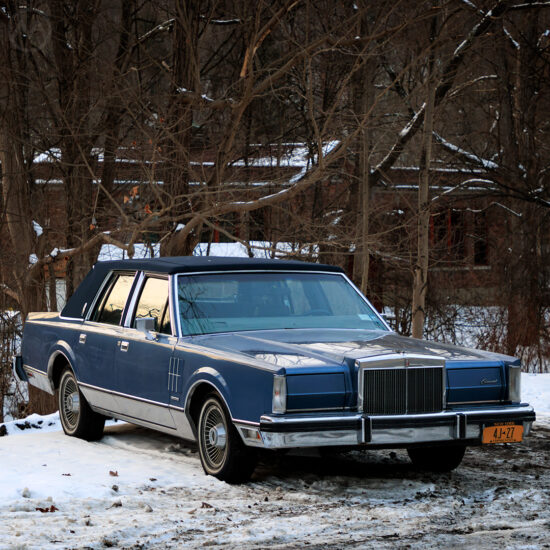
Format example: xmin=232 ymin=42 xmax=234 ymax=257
xmin=262 ymin=429 xmax=360 ymax=448
xmin=256 ymin=405 xmax=535 ymax=449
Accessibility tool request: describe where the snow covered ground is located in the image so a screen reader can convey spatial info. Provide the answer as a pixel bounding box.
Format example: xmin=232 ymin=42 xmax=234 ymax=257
xmin=522 ymin=373 xmax=550 ymax=415
xmin=1 ymin=374 xmax=549 ymax=550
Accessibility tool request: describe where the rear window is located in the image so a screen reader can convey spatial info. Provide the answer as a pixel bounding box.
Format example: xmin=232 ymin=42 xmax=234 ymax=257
xmin=91 ymin=273 xmax=135 ymax=325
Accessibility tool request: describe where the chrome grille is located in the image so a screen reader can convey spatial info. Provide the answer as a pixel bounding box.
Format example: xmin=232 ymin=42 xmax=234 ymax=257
xmin=362 ymin=366 xmax=444 ymax=415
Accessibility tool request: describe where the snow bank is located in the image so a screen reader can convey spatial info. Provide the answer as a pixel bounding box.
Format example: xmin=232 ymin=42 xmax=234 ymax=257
xmin=1 ymin=412 xmax=61 ymax=436
xmin=522 ymin=372 xmax=550 ymax=416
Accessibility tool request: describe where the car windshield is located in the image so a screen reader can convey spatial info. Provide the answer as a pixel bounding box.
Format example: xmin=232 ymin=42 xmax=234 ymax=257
xmin=176 ymin=271 xmax=387 ymax=336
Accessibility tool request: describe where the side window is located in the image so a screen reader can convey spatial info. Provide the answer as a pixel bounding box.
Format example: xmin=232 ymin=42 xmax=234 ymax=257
xmin=133 ymin=277 xmax=171 ymax=334
xmin=91 ymin=273 xmax=135 ymax=325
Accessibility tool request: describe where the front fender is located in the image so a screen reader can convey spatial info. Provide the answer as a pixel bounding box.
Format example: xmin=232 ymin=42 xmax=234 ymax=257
xmin=183 ymin=366 xmax=234 ymax=419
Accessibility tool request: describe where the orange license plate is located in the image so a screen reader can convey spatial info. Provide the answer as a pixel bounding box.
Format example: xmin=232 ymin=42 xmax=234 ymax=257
xmin=482 ymin=423 xmax=523 ymax=444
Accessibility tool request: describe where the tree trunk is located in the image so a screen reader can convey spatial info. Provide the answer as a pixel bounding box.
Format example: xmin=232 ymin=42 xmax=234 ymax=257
xmin=160 ymin=0 xmax=199 ymax=256
xmin=358 ymin=56 xmax=374 ymax=296
xmin=505 ymin=204 xmax=542 ymax=360
xmin=350 ymin=5 xmax=375 ymax=292
xmin=411 ymin=82 xmax=436 ymax=339
xmin=498 ymin=14 xmax=543 ymax=363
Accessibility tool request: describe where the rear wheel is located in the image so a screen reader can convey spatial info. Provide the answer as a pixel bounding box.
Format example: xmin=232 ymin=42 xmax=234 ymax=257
xmin=407 ymin=445 xmax=466 ymax=472
xmin=197 ymin=395 xmax=256 ymax=483
xmin=58 ymin=368 xmax=105 ymax=441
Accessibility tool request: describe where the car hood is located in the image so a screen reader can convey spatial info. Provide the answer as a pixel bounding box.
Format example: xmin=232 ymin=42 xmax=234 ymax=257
xmin=188 ymin=328 xmax=518 ymax=370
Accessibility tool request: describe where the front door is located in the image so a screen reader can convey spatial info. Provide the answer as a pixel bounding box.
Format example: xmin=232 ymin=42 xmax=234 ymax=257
xmin=114 ymin=276 xmax=177 ymax=429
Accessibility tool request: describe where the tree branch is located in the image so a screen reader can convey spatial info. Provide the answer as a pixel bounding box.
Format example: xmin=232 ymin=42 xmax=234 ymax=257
xmin=372 ymin=0 xmax=512 ymax=181
xmin=27 ymin=232 xmax=132 ymax=277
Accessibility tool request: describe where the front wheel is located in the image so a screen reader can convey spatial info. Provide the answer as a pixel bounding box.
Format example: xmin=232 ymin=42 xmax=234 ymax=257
xmin=197 ymin=395 xmax=256 ymax=483
xmin=58 ymin=368 xmax=105 ymax=441
xmin=407 ymin=445 xmax=466 ymax=472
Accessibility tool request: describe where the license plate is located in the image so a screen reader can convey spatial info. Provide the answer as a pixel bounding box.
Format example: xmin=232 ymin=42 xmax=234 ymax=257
xmin=482 ymin=423 xmax=523 ymax=444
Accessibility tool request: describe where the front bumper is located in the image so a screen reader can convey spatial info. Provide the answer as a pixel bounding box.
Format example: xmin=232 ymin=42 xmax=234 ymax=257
xmin=241 ymin=404 xmax=536 ymax=449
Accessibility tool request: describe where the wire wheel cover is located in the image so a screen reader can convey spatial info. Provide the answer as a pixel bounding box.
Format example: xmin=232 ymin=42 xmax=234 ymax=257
xmin=201 ymin=402 xmax=228 ymax=470
xmin=61 ymin=376 xmax=80 ymax=429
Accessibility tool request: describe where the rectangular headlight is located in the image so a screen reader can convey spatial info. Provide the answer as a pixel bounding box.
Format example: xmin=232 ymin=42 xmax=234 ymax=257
xmin=508 ymin=365 xmax=521 ymax=403
xmin=272 ymin=375 xmax=287 ymax=414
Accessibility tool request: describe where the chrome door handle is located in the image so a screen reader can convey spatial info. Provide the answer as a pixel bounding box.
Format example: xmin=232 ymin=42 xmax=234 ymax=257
xmin=79 ymin=334 xmax=87 ymax=345
xmin=120 ymin=341 xmax=129 ymax=352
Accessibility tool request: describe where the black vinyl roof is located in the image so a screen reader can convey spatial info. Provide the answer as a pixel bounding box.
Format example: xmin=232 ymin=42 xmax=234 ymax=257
xmin=61 ymin=256 xmax=344 ymax=319
xmin=93 ymin=256 xmax=344 ymax=274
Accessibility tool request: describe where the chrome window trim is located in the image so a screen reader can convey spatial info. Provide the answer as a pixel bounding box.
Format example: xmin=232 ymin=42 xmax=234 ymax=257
xmin=121 ymin=271 xmax=146 ymax=327
xmin=58 ymin=315 xmax=87 ymax=322
xmin=174 ymin=269 xmax=390 ymax=338
xmin=85 ymin=270 xmax=140 ymax=324
xmin=169 ymin=274 xmax=181 ymax=338
xmin=122 ymin=271 xmax=171 ymax=333
xmin=84 ymin=270 xmax=116 ymax=321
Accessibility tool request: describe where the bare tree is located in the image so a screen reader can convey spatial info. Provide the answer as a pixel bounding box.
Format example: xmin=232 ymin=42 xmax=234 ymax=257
xmin=412 ymin=6 xmax=438 ymax=338
xmin=2 ymin=0 xmax=550 ymax=419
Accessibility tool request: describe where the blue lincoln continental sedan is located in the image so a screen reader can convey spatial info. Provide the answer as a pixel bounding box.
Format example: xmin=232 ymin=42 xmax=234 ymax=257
xmin=14 ymin=257 xmax=535 ymax=482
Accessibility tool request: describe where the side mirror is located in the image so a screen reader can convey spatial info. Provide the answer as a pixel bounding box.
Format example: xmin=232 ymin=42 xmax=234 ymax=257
xmin=135 ymin=317 xmax=156 ymax=338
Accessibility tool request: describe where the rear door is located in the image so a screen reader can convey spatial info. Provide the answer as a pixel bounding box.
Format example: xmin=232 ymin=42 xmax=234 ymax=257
xmin=76 ymin=271 xmax=137 ymax=414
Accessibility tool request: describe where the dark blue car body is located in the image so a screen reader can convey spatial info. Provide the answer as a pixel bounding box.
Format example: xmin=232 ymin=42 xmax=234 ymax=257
xmin=16 ymin=257 xmax=535 ymax=481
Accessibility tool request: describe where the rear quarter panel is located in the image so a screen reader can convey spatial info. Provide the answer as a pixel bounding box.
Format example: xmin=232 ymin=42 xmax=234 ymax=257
xmin=22 ymin=313 xmax=81 ymax=383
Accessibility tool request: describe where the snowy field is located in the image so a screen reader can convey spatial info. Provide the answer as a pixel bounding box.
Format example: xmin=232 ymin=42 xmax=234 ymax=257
xmin=1 ymin=374 xmax=549 ymax=550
